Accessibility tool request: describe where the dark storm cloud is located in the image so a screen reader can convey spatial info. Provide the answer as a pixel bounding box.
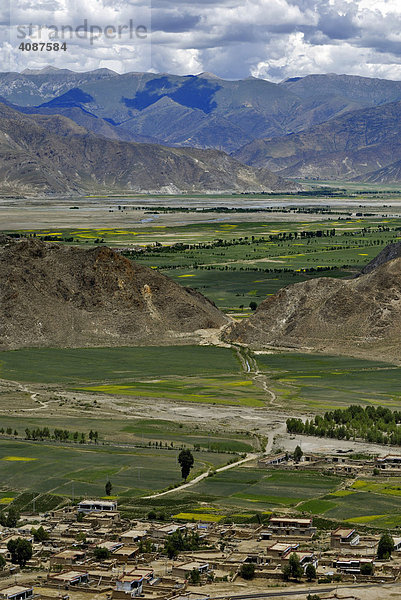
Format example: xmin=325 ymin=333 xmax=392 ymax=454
xmin=317 ymin=8 xmax=360 ymax=41
xmin=151 ymin=11 xmax=201 ymax=34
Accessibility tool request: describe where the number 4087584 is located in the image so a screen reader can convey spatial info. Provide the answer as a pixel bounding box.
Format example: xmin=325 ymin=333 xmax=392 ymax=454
xmin=19 ymin=42 xmax=67 ymax=51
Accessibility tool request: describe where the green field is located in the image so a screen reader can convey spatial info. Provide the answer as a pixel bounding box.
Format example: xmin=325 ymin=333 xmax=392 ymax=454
xmin=0 ymin=439 xmax=232 ymax=500
xmin=0 ymin=346 xmax=239 ymax=384
xmin=0 ymin=345 xmax=268 ymax=408
xmin=187 ymin=468 xmax=341 ymax=510
xmin=7 ymin=217 xmax=401 ymax=311
xmin=255 ymin=353 xmax=401 ymax=409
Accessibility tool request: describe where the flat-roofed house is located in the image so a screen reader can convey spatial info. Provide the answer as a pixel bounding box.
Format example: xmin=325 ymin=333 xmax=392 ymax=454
xmin=49 ymin=550 xmax=85 ymax=567
xmin=172 ymin=561 xmax=209 ymax=579
xmin=78 ymin=500 xmax=117 ymax=513
xmin=48 ymin=571 xmax=89 ymax=586
xmin=334 ymin=558 xmax=374 ymax=574
xmin=150 ymin=524 xmax=186 ymax=539
xmin=258 ymin=453 xmax=287 ymax=468
xmin=0 ymin=587 xmax=33 ymax=600
xmin=331 ymin=527 xmax=360 ymax=549
xmin=112 ymin=546 xmax=139 ymax=562
xmin=266 ymin=542 xmax=299 ymax=559
xmin=282 ymin=552 xmax=318 ymax=571
xmin=120 ymin=529 xmax=147 ymax=544
xmin=268 ymin=517 xmax=316 ymax=537
xmin=114 ymin=574 xmax=144 ymax=597
xmin=376 ymin=455 xmax=401 ymax=470
xmin=393 ymin=537 xmax=401 ymax=551
xmin=97 ymin=541 xmax=123 ymax=553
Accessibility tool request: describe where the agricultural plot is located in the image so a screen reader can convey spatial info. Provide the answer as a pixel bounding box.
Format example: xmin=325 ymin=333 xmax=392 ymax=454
xmin=0 ymin=439 xmax=232 ymax=500
xmin=0 ymin=346 xmax=267 ymax=409
xmin=165 ymin=268 xmax=351 ymax=311
xmin=186 ymin=468 xmax=341 ymax=512
xmin=256 ymin=353 xmax=401 ymax=410
xmin=0 ymin=414 xmax=255 ymax=453
xmin=0 ymin=346 xmax=239 ymax=384
xmin=80 ymin=377 xmax=265 ymax=407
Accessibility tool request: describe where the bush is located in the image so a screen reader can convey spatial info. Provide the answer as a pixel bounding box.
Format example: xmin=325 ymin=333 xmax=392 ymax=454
xmin=239 ymin=563 xmax=255 ymax=580
xmin=306 ymin=563 xmax=316 ymax=581
xmin=94 ymin=547 xmax=111 ymax=560
xmin=360 ymin=562 xmax=373 ymax=575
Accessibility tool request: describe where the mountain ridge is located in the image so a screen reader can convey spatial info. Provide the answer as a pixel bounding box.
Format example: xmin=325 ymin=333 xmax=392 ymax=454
xmin=0 ymin=102 xmax=295 ymax=195
xmin=0 ymin=239 xmax=230 ymax=350
xmin=224 ymin=250 xmax=401 ymax=364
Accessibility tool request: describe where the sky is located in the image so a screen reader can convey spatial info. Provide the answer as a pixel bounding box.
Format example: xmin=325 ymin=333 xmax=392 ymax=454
xmin=1 ymin=0 xmax=401 ymax=81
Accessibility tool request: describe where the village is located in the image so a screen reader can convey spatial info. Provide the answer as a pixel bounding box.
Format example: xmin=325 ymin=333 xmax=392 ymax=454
xmin=0 ymin=471 xmax=400 ymax=600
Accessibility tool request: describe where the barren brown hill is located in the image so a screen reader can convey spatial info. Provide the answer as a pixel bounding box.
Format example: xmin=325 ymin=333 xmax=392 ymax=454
xmin=0 ymin=103 xmax=295 ymax=195
xmin=224 ymin=257 xmax=401 ymax=363
xmin=0 ymin=240 xmax=229 ymax=350
xmin=359 ymin=241 xmax=401 ymax=275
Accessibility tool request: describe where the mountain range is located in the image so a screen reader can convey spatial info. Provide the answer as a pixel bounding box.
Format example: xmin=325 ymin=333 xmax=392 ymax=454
xmin=2 ymin=67 xmax=401 ymax=186
xmin=0 ymin=103 xmax=291 ymax=195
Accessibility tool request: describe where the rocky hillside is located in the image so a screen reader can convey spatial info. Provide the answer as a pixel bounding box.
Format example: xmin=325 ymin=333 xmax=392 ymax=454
xmin=0 ymin=103 xmax=294 ymax=195
xmin=359 ymin=241 xmax=401 ymax=275
xmin=224 ymin=255 xmax=401 ymax=363
xmin=234 ymin=100 xmax=401 ymax=182
xmin=0 ymin=239 xmax=229 ymax=350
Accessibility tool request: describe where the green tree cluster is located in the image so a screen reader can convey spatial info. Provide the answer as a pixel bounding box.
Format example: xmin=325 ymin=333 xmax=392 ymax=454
xmin=31 ymin=526 xmax=49 ymax=542
xmin=164 ymin=530 xmax=200 ymax=559
xmin=239 ymin=563 xmax=255 ymax=580
xmin=94 ymin=547 xmax=111 ymax=560
xmin=282 ymin=553 xmax=303 ymax=581
xmin=7 ymin=538 xmax=32 ymax=567
xmin=0 ymin=507 xmax=19 ymax=528
xmin=287 ymin=405 xmax=401 ymax=446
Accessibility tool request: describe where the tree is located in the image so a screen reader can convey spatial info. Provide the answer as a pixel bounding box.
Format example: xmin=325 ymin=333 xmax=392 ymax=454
xmin=147 ymin=510 xmax=157 ymax=520
xmin=7 ymin=538 xmax=32 ymax=567
xmin=178 ymin=449 xmax=194 ymax=480
xmin=0 ymin=555 xmax=5 ymax=569
xmin=293 ymin=445 xmax=303 ymax=463
xmin=105 ymin=480 xmax=112 ymax=496
xmin=164 ymin=529 xmax=200 ymax=559
xmin=288 ymin=553 xmax=303 ymax=580
xmin=32 ymin=526 xmax=49 ymax=542
xmin=3 ymin=507 xmax=19 ymax=528
xmin=188 ymin=568 xmax=201 ymax=584
xmin=239 ymin=563 xmax=255 ymax=580
xmin=377 ymin=533 xmax=394 ymax=559
xmin=249 ymin=301 xmax=258 ymax=311
xmin=305 ymin=563 xmax=316 ymax=581
xmin=282 ymin=564 xmax=291 ymax=581
xmin=94 ymin=547 xmax=111 ymax=560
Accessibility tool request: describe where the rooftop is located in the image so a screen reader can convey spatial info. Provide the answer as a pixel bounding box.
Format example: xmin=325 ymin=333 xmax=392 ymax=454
xmin=269 ymin=517 xmax=312 ymax=525
xmin=332 ymin=527 xmax=356 ymax=538
xmin=0 ymin=587 xmax=32 ymax=596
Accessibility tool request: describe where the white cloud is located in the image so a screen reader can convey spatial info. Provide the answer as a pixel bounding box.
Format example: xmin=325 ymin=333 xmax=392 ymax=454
xmin=2 ymin=0 xmax=401 ymax=80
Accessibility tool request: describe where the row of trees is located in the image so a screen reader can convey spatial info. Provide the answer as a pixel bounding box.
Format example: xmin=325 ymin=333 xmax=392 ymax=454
xmin=24 ymin=428 xmax=99 ymax=443
xmin=287 ymin=405 xmax=401 ymax=445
